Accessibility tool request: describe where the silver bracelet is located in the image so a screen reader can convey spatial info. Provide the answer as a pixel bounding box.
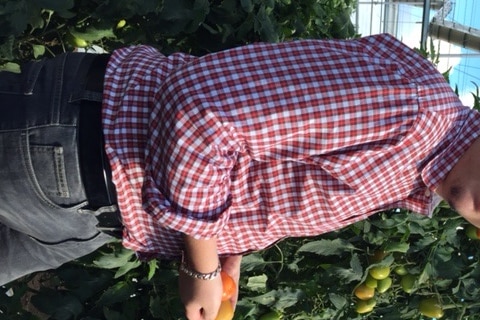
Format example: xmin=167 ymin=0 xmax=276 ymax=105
xmin=179 ymin=254 xmax=222 ymax=280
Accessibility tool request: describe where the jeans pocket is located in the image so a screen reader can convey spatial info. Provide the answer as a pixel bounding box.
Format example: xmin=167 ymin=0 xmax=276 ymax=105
xmin=30 ymin=144 xmax=70 ymax=199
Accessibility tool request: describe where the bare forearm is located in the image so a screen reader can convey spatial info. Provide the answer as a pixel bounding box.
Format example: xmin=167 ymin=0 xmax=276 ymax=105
xmin=182 ymin=234 xmax=219 ymax=273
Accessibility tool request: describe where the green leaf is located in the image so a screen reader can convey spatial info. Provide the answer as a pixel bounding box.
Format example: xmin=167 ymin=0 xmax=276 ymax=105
xmin=328 ymin=266 xmax=362 ymax=283
xmin=329 ymin=293 xmax=347 ymax=310
xmin=350 ymin=253 xmax=363 ymax=275
xmin=246 ymin=274 xmax=268 ymax=292
xmin=0 ymin=62 xmax=20 ymax=73
xmin=297 ymin=239 xmax=356 ymax=256
xmin=249 ymin=288 xmax=303 ymax=309
xmin=97 ymin=281 xmax=136 ymax=306
xmin=147 ymin=259 xmax=158 ymax=281
xmin=240 ymin=0 xmax=254 ymax=12
xmin=31 ymin=290 xmax=84 ymax=320
xmin=94 ymin=247 xmax=135 ymax=269
xmin=36 ymin=0 xmax=74 ymax=12
xmin=103 ymin=306 xmax=128 ymax=320
xmin=241 ymin=253 xmax=267 ymax=271
xmin=32 ymin=44 xmax=45 ymax=59
xmin=149 ymin=295 xmax=163 ymax=318
xmin=383 ymin=241 xmax=410 ymax=253
xmin=114 ymin=260 xmax=142 ymax=279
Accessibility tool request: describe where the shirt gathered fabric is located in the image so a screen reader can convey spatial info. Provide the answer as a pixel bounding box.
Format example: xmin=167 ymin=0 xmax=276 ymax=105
xmin=102 ymin=33 xmax=480 ymax=260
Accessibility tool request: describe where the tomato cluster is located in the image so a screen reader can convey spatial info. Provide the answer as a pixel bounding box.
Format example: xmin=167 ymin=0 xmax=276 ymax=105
xmin=353 ymin=250 xmax=444 ymax=318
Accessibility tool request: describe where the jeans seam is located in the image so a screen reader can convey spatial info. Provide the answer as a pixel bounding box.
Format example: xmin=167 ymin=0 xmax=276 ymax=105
xmin=53 ymin=146 xmax=70 ymax=198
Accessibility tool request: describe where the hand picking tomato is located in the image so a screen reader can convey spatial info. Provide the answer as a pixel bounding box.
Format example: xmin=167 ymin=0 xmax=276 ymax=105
xmin=215 ymin=300 xmax=234 ymax=320
xmin=215 ymin=271 xmax=237 ymax=320
xmin=221 ymin=271 xmax=236 ymax=301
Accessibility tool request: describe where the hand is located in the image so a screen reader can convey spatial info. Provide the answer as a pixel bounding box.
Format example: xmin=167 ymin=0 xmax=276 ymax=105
xmin=179 ymin=271 xmax=223 ymax=320
xmin=220 ymin=255 xmax=242 ymax=309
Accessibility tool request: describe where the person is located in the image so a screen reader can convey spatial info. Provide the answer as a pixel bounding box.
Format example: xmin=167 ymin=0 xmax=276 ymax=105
xmin=1 ymin=33 xmax=479 ymax=320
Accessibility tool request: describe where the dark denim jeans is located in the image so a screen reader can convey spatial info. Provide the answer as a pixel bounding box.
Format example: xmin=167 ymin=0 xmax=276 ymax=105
xmin=0 ymin=53 xmax=113 ymax=286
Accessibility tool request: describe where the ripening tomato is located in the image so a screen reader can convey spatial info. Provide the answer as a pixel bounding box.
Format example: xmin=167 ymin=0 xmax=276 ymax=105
xmin=466 ymin=224 xmax=480 ymax=240
xmin=419 ymin=297 xmax=444 ymax=319
xmin=215 ymin=300 xmax=234 ymax=320
xmin=221 ymin=271 xmax=236 ymax=301
xmin=354 ymin=283 xmax=375 ymax=300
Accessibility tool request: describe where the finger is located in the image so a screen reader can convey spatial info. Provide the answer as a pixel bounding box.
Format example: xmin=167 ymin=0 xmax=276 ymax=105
xmin=184 ymin=305 xmax=202 ymax=320
xmin=201 ymin=307 xmax=219 ymax=320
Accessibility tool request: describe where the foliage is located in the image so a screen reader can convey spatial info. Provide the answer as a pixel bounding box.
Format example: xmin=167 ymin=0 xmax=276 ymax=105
xmin=3 ymin=204 xmax=480 ymax=319
xmin=0 ymin=0 xmax=356 ymax=67
xmin=1 ymin=0 xmax=480 ymax=320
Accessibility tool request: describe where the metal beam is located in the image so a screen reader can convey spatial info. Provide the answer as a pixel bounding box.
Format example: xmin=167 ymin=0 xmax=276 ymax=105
xmin=420 ymin=0 xmax=431 ymax=49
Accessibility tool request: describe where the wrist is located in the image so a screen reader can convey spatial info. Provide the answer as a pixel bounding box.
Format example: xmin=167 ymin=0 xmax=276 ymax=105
xmin=180 ymin=252 xmax=222 ymax=280
xmin=182 ymin=234 xmax=219 ymax=273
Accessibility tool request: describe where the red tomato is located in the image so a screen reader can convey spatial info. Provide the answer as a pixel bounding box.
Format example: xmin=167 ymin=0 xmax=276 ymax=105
xmin=221 ymin=271 xmax=236 ymax=301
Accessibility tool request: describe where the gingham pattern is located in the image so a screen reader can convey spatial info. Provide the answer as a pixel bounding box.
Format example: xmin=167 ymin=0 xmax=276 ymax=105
xmin=102 ymin=34 xmax=480 ymax=260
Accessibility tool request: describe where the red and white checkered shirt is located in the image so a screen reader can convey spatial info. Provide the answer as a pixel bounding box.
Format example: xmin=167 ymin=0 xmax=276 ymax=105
xmin=102 ymin=34 xmax=480 ymax=260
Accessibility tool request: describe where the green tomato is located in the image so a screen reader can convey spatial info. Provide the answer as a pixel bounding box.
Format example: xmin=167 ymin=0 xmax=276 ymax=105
xmin=259 ymin=310 xmax=282 ymax=320
xmin=400 ymin=274 xmax=416 ymax=294
xmin=419 ymin=298 xmax=444 ymax=319
xmin=355 ymin=298 xmax=376 ymax=314
xmin=365 ymin=274 xmax=378 ymax=289
xmin=394 ymin=265 xmax=408 ymax=276
xmin=369 ymin=266 xmax=391 ymax=280
xmin=116 ymin=19 xmax=127 ymax=29
xmin=376 ymin=277 xmax=392 ymax=293
xmin=65 ymin=33 xmax=88 ymax=48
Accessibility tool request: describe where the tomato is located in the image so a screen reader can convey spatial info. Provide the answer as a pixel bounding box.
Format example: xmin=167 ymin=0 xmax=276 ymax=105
xmin=215 ymin=300 xmax=234 ymax=320
xmin=369 ymin=266 xmax=390 ymax=280
xmin=376 ymin=277 xmax=392 ymax=294
xmin=355 ymin=298 xmax=376 ymax=314
xmin=419 ymin=298 xmax=444 ymax=319
xmin=221 ymin=271 xmax=236 ymax=301
xmin=259 ymin=310 xmax=283 ymax=320
xmin=365 ymin=274 xmax=378 ymax=289
xmin=65 ymin=33 xmax=88 ymax=48
xmin=354 ymin=283 xmax=375 ymax=300
xmin=116 ymin=19 xmax=127 ymax=29
xmin=370 ymin=250 xmax=388 ymax=263
xmin=394 ymin=265 xmax=408 ymax=276
xmin=466 ymin=224 xmax=480 ymax=240
xmin=400 ymin=274 xmax=416 ymax=294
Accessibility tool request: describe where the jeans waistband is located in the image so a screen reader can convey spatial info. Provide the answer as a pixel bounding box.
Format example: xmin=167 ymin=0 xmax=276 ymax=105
xmin=78 ymin=54 xmax=122 ymax=238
